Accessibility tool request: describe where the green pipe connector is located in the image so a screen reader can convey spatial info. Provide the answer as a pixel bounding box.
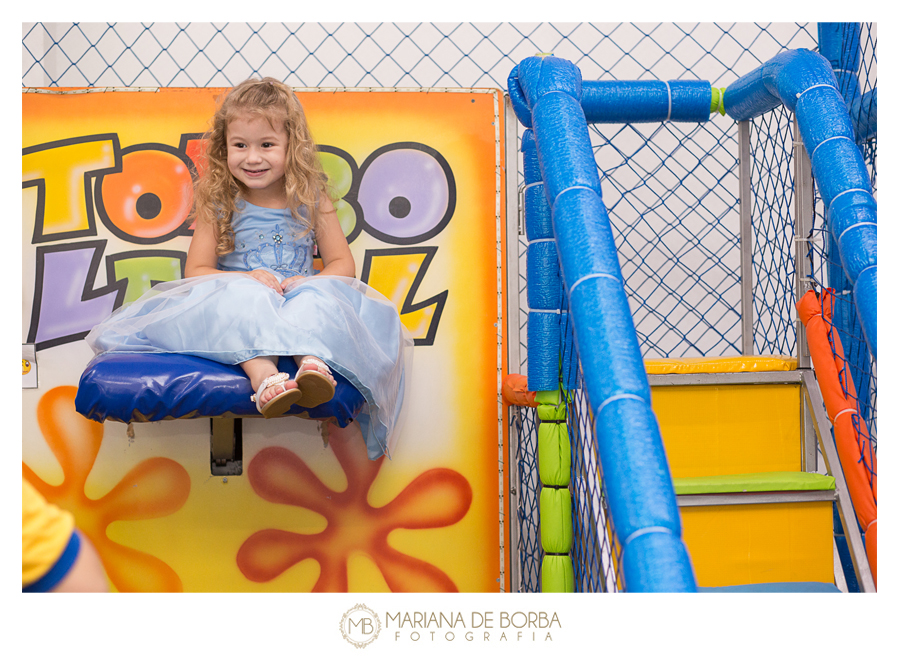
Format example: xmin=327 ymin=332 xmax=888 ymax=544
xmin=710 ymin=86 xmax=727 ymax=116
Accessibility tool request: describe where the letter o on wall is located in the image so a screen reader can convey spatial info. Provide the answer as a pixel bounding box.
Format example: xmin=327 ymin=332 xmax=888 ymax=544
xmin=357 ymin=143 xmax=456 ymax=244
xmin=96 ymin=144 xmax=194 ymax=244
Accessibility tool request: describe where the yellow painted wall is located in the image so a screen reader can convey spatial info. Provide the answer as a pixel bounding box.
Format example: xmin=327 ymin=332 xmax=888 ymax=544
xmin=22 ymin=88 xmax=508 ymax=592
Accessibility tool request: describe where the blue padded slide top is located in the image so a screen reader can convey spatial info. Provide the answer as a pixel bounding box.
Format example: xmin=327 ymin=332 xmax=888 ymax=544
xmin=75 ymin=353 xmax=366 ymax=425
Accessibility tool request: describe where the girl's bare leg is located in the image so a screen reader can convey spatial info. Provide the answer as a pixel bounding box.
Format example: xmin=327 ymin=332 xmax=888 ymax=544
xmin=240 ymin=356 xmax=297 ymax=404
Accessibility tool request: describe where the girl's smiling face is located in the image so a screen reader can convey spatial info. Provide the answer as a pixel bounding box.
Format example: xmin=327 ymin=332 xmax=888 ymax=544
xmin=226 ymin=114 xmax=288 ymax=207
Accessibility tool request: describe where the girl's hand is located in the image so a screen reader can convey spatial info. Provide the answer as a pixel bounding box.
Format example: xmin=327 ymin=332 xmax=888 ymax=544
xmin=281 ymin=275 xmax=306 ymax=293
xmin=249 ymin=269 xmax=283 ymax=295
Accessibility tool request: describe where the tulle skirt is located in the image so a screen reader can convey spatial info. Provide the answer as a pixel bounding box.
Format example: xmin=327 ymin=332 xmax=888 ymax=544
xmin=86 ymin=273 xmax=413 ymax=458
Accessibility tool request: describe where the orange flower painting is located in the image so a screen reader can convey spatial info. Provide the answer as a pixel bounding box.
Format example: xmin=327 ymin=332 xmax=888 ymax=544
xmin=23 ymin=387 xmax=191 ymax=592
xmin=238 ymin=424 xmax=473 ymax=592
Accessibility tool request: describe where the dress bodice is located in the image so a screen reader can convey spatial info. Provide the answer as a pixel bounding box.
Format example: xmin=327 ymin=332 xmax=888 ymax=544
xmin=217 ymin=201 xmax=315 ymax=278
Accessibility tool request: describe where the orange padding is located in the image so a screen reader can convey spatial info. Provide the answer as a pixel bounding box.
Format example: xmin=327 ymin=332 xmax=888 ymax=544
xmin=645 ymin=355 xmax=797 ymax=374
xmin=502 ymin=373 xmax=538 ymax=407
xmin=797 ymin=289 xmax=877 ymax=587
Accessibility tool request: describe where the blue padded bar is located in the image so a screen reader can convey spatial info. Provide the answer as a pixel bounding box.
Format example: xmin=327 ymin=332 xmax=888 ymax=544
xmin=818 ymin=22 xmax=862 ymax=107
xmin=851 ymin=89 xmax=877 ymax=141
xmin=724 ymin=48 xmax=877 ymax=360
xmin=517 ymin=55 xmax=695 ymax=591
xmin=621 ymin=530 xmax=697 ymax=593
xmin=527 ymin=310 xmax=560 ymax=392
xmin=581 ymin=80 xmax=712 ymax=123
xmin=75 ymin=353 xmax=365 ymax=425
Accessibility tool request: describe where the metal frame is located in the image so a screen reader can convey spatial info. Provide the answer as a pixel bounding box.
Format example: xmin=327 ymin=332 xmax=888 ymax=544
xmin=793 ymin=116 xmax=815 ymax=371
xmin=677 ymin=490 xmax=834 ymax=507
xmin=210 ymin=417 xmax=242 ymax=476
xmin=648 ymin=371 xmax=801 ymax=387
xmin=801 ymin=370 xmax=876 ymax=592
xmin=792 ymin=117 xmax=819 ymax=473
xmin=738 ymin=120 xmax=754 ymax=356
xmin=504 ymin=93 xmax=523 ymax=594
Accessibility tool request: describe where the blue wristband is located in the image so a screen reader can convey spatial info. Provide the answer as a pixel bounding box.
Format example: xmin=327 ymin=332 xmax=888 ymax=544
xmin=23 ymin=531 xmax=81 ymax=593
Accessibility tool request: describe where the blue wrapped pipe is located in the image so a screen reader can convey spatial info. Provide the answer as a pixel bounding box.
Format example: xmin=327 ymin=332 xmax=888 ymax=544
xmin=511 ymin=62 xmax=719 ymax=126
xmin=568 ymin=277 xmax=652 ymax=410
xmin=817 ymin=23 xmax=876 ymax=395
xmin=593 ymin=396 xmax=678 ymax=537
xmin=528 ymin=310 xmax=561 ymax=391
xmin=523 ymin=131 xmax=553 ymax=241
xmin=724 ymin=48 xmax=877 ymax=360
xmin=516 ymin=55 xmax=582 ymax=107
xmin=581 ymin=80 xmax=713 ymax=123
xmin=517 ymin=55 xmax=695 ymax=591
xmin=851 ymin=89 xmax=877 ymax=141
xmin=560 ymin=311 xmax=578 ymax=391
xmin=527 ymin=240 xmax=562 ymax=310
xmin=724 ymin=49 xmax=836 ymax=119
xmin=522 ymin=129 xmax=541 ymax=184
xmin=818 ymin=22 xmax=861 ymax=71
xmin=524 ymin=125 xmax=564 ymax=391
xmin=508 ymin=64 xmax=533 ymax=129
xmin=818 ymin=22 xmax=862 ymax=106
xmin=621 ymin=531 xmax=697 ymax=593
xmin=524 ymin=186 xmax=553 ymax=240
xmin=533 ymin=93 xmax=602 ymax=200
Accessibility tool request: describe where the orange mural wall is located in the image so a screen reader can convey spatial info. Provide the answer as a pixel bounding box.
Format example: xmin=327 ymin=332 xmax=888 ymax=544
xmin=22 ymin=87 xmax=508 ymax=592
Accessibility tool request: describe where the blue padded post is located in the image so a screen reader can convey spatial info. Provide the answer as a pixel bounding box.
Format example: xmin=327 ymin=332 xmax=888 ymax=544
xmin=516 ymin=55 xmax=696 ymax=592
xmin=724 ymin=49 xmax=877 ymax=361
xmin=817 ymin=23 xmax=876 ymax=422
xmin=818 ymin=23 xmax=862 ymax=110
xmin=523 ymin=129 xmax=562 ymax=392
xmin=851 ymin=88 xmax=877 ymax=142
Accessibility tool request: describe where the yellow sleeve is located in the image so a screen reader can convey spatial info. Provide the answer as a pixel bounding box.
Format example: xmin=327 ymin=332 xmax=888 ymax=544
xmin=22 ymin=479 xmax=76 ymax=587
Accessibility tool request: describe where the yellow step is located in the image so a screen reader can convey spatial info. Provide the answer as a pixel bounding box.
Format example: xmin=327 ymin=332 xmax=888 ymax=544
xmin=647 ymin=356 xmax=802 ymax=478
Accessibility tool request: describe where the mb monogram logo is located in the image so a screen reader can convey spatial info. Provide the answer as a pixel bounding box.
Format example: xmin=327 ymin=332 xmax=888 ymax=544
xmin=340 ymin=604 xmax=382 ymax=648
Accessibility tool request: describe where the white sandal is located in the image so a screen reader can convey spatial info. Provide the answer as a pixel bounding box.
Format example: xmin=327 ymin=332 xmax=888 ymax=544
xmin=294 ymin=356 xmax=336 ymax=408
xmin=251 ymin=372 xmax=302 ymax=418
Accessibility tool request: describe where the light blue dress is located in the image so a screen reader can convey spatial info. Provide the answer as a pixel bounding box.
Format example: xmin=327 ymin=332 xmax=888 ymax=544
xmin=86 ymin=201 xmax=413 ymax=459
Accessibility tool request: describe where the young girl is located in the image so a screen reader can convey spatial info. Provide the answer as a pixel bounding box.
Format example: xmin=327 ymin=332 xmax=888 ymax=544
xmin=86 ymin=78 xmax=412 ymax=459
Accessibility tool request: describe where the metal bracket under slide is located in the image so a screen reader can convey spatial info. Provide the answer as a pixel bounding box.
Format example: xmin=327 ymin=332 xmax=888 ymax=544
xmin=210 ymin=417 xmax=242 ymax=476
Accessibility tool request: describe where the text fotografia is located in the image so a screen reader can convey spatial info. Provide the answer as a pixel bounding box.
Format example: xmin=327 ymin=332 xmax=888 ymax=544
xmin=386 ymin=611 xmax=561 ymax=642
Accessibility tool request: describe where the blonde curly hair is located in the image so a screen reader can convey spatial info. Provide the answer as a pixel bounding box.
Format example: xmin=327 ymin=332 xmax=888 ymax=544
xmin=192 ymin=77 xmax=329 ymax=255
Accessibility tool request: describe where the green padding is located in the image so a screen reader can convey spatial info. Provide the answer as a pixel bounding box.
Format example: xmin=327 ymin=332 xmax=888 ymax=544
xmin=535 ymin=390 xmax=562 ymax=407
xmin=541 ymin=555 xmax=575 ymax=593
xmin=540 ymin=487 xmax=573 ymax=553
xmin=536 ymin=401 xmax=566 ymax=421
xmin=673 ymin=471 xmax=836 ymax=495
xmin=538 ymin=423 xmax=570 ymax=486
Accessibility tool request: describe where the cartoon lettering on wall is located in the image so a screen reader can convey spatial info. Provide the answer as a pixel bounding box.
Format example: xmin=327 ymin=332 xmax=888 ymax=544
xmin=23 ymin=134 xmax=454 ymax=351
xmin=27 ymin=241 xmax=126 ymax=351
xmin=23 ymin=134 xmax=121 ymax=243
xmin=96 ymin=143 xmax=196 ymax=244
